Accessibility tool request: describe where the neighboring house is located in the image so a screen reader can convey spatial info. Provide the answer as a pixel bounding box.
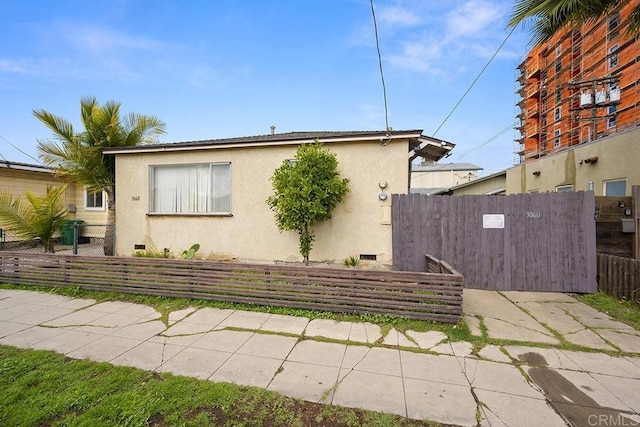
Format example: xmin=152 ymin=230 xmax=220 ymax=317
xmin=0 ymin=160 xmax=108 ymax=228
xmin=436 ymin=170 xmax=506 ymax=196
xmin=410 ymin=161 xmax=482 ymax=195
xmin=104 ymin=130 xmax=454 ymax=265
xmin=505 ymin=127 xmax=640 ymax=195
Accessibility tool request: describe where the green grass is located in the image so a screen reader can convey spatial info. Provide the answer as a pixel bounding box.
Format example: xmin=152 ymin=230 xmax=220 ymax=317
xmin=0 ymin=283 xmax=474 ymax=342
xmin=0 ymin=345 xmax=438 ymax=427
xmin=576 ymin=292 xmax=640 ymax=330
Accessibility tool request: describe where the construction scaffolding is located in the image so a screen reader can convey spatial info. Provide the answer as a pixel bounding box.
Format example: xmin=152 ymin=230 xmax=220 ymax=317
xmin=515 ymin=1 xmax=640 ymax=163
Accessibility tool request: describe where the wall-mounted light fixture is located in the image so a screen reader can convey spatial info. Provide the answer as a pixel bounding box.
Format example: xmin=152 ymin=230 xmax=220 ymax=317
xmin=583 ymin=156 xmax=598 ymax=164
xmin=379 ymin=180 xmax=388 ymax=189
xmin=379 ymin=192 xmax=388 ymax=201
xmin=532 ymin=170 xmax=541 ymax=176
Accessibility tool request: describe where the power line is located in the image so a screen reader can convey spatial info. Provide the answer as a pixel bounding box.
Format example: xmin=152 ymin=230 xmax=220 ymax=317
xmin=0 ymin=134 xmax=43 ymax=165
xmin=432 ymin=25 xmax=517 ymax=138
xmin=370 ymin=0 xmax=390 ymax=132
xmin=451 ymin=122 xmax=516 ymax=160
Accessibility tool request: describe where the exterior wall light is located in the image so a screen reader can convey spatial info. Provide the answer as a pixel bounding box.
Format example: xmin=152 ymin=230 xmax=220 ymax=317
xmin=379 ymin=192 xmax=388 ymax=201
xmin=379 ymin=180 xmax=388 ymax=189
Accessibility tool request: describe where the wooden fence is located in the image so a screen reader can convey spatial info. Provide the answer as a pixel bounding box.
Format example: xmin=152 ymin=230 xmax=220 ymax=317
xmin=597 ymin=253 xmax=640 ymax=299
xmin=0 ymin=251 xmax=464 ymax=323
xmin=393 ymin=192 xmax=597 ymax=293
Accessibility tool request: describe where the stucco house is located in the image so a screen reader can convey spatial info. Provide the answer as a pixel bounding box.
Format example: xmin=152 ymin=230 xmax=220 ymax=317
xmin=410 ymin=161 xmax=483 ymax=195
xmin=505 ymin=127 xmax=640 ymax=196
xmin=0 ymin=160 xmax=108 ymax=235
xmin=104 ymin=130 xmax=454 ymax=265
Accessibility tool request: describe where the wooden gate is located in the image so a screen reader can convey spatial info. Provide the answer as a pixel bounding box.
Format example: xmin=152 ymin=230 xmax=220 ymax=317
xmin=392 ymin=192 xmax=597 ymax=292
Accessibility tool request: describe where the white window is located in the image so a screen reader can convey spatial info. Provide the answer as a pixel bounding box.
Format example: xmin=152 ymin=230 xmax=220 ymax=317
xmin=554 ymin=129 xmax=561 ymax=147
xmin=609 ymin=45 xmax=619 ymax=68
xmin=604 ymin=179 xmax=626 ymax=196
xmin=556 ymin=185 xmax=573 ymax=192
xmin=149 ymin=163 xmax=231 ymax=214
xmin=554 ymin=107 xmax=561 ymax=121
xmin=609 ymin=13 xmax=620 ymax=32
xmin=607 ymin=105 xmax=617 ymax=128
xmin=84 ymin=190 xmax=105 ymax=210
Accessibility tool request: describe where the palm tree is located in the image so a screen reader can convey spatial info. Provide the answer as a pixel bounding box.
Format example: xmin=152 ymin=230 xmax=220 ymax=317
xmin=34 ymin=97 xmax=166 ymax=255
xmin=509 ymin=0 xmax=640 ymax=44
xmin=0 ymin=186 xmax=68 ymax=253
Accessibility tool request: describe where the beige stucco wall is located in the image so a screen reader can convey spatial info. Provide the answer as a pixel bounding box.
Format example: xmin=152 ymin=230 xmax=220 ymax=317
xmin=450 ymin=175 xmax=506 ymax=195
xmin=114 ymin=139 xmax=409 ymax=265
xmin=506 ymin=128 xmax=640 ymax=195
xmin=411 ymin=169 xmax=480 ymax=189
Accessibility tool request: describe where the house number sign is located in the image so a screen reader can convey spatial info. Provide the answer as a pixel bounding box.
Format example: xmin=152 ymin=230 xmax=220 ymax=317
xmin=131 ymin=196 xmax=140 ymax=202
xmin=482 ymin=214 xmax=504 ymax=229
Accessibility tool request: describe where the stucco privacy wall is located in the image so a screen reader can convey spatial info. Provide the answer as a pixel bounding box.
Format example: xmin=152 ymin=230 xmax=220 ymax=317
xmin=506 ymin=128 xmax=640 ymax=195
xmin=114 ymin=139 xmax=409 ymax=264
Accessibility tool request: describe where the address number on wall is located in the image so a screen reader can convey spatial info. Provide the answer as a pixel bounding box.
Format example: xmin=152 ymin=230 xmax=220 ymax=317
xmin=131 ymin=196 xmax=140 ymax=202
xmin=525 ymin=211 xmax=541 ymax=219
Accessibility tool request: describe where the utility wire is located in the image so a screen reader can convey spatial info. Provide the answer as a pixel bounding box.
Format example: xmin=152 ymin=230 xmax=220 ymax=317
xmin=0 ymin=134 xmax=43 ymax=164
xmin=451 ymin=122 xmax=516 ymax=160
xmin=432 ymin=25 xmax=517 ymax=137
xmin=370 ymin=0 xmax=390 ymax=132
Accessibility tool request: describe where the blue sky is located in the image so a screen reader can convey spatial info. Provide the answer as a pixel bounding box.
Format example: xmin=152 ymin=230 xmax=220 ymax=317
xmin=0 ymin=0 xmax=530 ymax=175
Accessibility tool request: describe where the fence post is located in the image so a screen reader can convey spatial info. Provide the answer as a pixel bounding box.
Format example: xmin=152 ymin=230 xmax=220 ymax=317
xmin=633 ymin=185 xmax=639 ymax=261
xmin=73 ymin=223 xmax=79 ymax=255
xmin=0 ymin=228 xmax=3 ymax=250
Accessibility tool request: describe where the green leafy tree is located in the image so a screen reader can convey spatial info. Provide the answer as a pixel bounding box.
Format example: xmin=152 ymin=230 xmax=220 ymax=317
xmin=0 ymin=185 xmax=68 ymax=253
xmin=267 ymin=142 xmax=349 ymax=266
xmin=509 ymin=0 xmax=640 ymax=44
xmin=34 ymin=96 xmax=166 ymax=255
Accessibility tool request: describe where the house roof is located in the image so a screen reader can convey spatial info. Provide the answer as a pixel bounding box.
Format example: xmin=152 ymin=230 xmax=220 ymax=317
xmin=411 ymin=162 xmax=483 ymax=173
xmin=103 ymin=129 xmax=455 ymax=162
xmin=0 ymin=160 xmax=53 ymax=174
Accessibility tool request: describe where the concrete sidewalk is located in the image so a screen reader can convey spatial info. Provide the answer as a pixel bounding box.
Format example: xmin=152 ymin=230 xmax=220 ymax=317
xmin=1 ymin=288 xmax=639 ymax=426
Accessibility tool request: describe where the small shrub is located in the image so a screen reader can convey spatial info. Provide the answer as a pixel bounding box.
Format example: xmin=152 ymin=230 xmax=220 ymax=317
xmin=342 ymin=256 xmax=360 ymax=268
xmin=134 ymin=249 xmax=171 ymax=258
xmin=180 ymin=244 xmax=200 ymax=260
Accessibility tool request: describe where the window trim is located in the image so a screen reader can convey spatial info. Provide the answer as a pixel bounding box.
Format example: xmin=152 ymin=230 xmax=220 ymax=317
xmin=554 ymin=129 xmax=561 ymax=147
xmin=608 ymin=44 xmax=619 ymax=69
xmin=554 ymin=106 xmax=561 ymax=121
xmin=84 ymin=189 xmax=106 ymax=211
xmin=607 ymin=105 xmax=617 ymax=128
xmin=604 ymin=178 xmax=626 ymax=196
xmin=556 ymin=184 xmax=573 ymax=192
xmin=148 ymin=162 xmax=232 ymax=216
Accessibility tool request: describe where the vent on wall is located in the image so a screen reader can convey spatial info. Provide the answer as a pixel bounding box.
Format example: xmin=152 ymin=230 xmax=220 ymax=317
xmin=360 ymin=254 xmax=377 ymax=261
xmin=134 ymin=244 xmax=146 ymax=250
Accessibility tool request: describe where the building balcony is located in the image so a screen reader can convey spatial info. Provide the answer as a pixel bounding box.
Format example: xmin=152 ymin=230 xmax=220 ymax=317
xmin=527 ymin=105 xmax=540 ymax=117
xmin=526 ymin=124 xmax=540 ymax=137
xmin=526 ymin=57 xmax=541 ymax=79
xmin=526 ymin=84 xmax=541 ymax=98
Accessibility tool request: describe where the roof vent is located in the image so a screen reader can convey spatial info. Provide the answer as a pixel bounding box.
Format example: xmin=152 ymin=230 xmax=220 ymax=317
xmin=270 ymin=125 xmax=276 ymax=135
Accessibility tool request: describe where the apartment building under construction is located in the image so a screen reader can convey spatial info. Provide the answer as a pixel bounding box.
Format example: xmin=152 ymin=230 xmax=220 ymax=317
xmin=516 ymin=1 xmax=640 ymax=162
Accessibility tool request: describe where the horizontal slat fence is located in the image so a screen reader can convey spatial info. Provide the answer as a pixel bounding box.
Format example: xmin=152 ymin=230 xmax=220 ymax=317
xmin=0 ymin=251 xmax=464 ymax=323
xmin=597 ymin=253 xmax=640 ymax=300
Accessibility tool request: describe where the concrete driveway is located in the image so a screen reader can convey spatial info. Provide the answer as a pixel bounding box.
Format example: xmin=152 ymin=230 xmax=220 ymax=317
xmin=1 ymin=288 xmax=639 ymax=426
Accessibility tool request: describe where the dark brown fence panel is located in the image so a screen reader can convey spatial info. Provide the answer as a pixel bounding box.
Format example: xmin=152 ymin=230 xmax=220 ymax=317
xmin=392 ymin=192 xmax=597 ymax=293
xmin=597 ymin=253 xmax=640 ymax=299
xmin=0 ymin=251 xmax=464 ymax=323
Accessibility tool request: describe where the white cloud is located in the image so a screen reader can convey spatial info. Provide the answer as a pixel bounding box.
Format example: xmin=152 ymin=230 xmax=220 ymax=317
xmin=445 ymin=0 xmax=505 ymax=37
xmin=378 ymin=6 xmax=422 ymax=27
xmin=376 ymin=1 xmax=513 ymax=75
xmin=54 ymin=23 xmax=169 ymax=54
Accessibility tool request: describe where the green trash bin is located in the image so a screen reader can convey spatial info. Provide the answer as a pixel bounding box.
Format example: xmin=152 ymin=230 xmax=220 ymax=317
xmin=60 ymin=219 xmax=84 ymax=245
